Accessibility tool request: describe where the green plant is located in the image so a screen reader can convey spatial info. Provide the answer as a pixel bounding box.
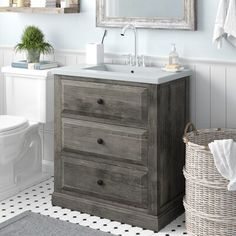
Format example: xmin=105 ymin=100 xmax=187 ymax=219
xmin=15 ymin=25 xmax=53 ymax=63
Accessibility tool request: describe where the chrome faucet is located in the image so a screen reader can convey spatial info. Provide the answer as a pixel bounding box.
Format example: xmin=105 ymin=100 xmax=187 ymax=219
xmin=121 ymin=24 xmax=138 ymax=67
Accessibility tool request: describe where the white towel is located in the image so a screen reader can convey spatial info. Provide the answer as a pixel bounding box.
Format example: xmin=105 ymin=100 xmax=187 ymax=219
xmin=213 ymin=0 xmax=229 ymax=49
xmin=224 ymin=0 xmax=236 ymax=47
xmin=0 ymin=0 xmax=10 ymax=7
xmin=209 ymin=139 xmax=236 ymax=191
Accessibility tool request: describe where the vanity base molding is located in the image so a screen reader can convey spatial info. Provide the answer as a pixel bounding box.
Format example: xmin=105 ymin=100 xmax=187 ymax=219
xmin=53 ymin=75 xmax=190 ymax=231
xmin=52 ymin=192 xmax=184 ymax=231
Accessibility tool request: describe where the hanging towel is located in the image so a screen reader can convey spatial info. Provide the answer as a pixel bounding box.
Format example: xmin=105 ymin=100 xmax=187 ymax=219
xmin=224 ymin=0 xmax=236 ymax=47
xmin=209 ymin=139 xmax=236 ymax=191
xmin=213 ymin=0 xmax=229 ymax=49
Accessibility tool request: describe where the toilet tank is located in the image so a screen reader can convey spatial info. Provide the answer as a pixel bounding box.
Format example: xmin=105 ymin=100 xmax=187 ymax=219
xmin=2 ymin=67 xmax=54 ymax=123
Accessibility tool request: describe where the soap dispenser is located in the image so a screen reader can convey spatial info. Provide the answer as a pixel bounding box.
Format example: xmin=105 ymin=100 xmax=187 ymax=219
xmin=169 ymin=44 xmax=180 ymax=65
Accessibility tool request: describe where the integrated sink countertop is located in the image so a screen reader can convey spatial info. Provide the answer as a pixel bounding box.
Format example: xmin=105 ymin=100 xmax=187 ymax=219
xmin=53 ymin=64 xmax=192 ymax=84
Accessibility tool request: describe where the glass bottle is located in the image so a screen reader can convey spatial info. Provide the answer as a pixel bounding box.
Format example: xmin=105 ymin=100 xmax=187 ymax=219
xmin=169 ymin=44 xmax=180 ymax=65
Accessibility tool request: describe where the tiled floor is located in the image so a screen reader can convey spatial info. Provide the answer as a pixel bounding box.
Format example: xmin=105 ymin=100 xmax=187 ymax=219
xmin=0 ymin=178 xmax=188 ymax=236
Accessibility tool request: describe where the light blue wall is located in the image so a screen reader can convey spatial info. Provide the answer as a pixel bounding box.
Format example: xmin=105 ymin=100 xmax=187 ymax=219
xmin=0 ymin=0 xmax=235 ymax=61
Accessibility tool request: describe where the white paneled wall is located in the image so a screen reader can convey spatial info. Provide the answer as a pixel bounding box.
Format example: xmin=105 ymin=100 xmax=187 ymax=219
xmin=0 ymin=49 xmax=4 ymax=115
xmin=192 ymin=63 xmax=236 ymax=129
xmin=226 ymin=66 xmax=236 ymax=128
xmin=0 ymin=47 xmax=236 ymax=167
xmin=195 ymin=64 xmax=211 ymax=128
xmin=0 ymin=78 xmax=4 ymax=115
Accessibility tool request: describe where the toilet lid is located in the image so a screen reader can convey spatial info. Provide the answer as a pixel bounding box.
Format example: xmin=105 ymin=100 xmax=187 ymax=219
xmin=0 ymin=115 xmax=29 ymax=133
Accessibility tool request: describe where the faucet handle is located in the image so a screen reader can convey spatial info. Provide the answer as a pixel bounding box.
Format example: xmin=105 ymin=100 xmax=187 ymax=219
xmin=130 ymin=55 xmax=136 ymax=66
xmin=128 ymin=54 xmax=133 ymax=66
xmin=138 ymin=55 xmax=146 ymax=67
xmin=123 ymin=54 xmax=133 ymax=66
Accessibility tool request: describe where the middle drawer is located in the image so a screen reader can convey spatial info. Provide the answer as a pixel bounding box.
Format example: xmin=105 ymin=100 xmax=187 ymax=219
xmin=62 ymin=118 xmax=148 ymax=165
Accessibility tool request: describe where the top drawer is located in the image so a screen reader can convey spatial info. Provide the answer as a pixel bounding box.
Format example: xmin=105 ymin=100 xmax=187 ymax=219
xmin=61 ymin=79 xmax=148 ymax=125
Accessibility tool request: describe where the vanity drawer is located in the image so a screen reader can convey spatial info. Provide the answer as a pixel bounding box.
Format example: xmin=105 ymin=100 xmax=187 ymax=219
xmin=61 ymin=79 xmax=148 ymax=125
xmin=62 ymin=156 xmax=148 ymax=208
xmin=62 ymin=118 xmax=148 ymax=165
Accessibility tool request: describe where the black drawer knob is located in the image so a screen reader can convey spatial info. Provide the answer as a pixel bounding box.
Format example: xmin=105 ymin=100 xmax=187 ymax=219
xmin=97 ymin=98 xmax=104 ymax=105
xmin=97 ymin=180 xmax=104 ymax=186
xmin=97 ymin=138 xmax=104 ymax=145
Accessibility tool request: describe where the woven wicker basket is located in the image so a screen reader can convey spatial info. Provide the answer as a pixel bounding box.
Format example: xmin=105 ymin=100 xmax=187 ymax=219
xmin=24 ymin=0 xmax=30 ymax=7
xmin=183 ymin=123 xmax=236 ymax=236
xmin=184 ymin=199 xmax=236 ymax=236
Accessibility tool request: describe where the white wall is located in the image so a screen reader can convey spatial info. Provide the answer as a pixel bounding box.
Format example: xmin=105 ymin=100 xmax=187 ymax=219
xmin=0 ymin=0 xmax=235 ymax=61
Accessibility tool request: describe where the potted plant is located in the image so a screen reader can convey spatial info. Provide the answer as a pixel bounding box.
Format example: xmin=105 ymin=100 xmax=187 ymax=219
xmin=15 ymin=26 xmax=54 ymax=63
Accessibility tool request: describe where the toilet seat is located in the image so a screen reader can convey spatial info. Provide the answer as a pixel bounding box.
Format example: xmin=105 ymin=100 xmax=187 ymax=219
xmin=0 ymin=116 xmax=29 ymax=134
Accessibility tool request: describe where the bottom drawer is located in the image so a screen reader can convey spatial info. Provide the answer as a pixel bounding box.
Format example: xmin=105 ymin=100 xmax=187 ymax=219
xmin=61 ymin=156 xmax=148 ymax=208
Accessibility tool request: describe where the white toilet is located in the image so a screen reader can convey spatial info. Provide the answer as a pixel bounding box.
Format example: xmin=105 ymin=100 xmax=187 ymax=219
xmin=0 ymin=67 xmax=54 ymax=201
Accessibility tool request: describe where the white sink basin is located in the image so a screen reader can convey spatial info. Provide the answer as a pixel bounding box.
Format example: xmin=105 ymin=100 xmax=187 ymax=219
xmin=83 ymin=64 xmax=162 ymax=76
xmin=53 ymin=64 xmax=192 ymax=85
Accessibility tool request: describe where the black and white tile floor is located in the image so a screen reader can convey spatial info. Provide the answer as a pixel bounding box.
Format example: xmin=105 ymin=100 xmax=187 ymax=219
xmin=0 ymin=178 xmax=188 ymax=236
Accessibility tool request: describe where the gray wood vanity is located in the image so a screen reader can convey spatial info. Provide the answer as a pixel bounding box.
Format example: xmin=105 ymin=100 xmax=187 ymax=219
xmin=52 ymin=65 xmax=191 ymax=231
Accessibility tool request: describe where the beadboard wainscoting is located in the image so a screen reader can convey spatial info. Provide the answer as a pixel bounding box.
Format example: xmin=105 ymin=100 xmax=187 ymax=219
xmin=0 ymin=47 xmax=236 ymax=171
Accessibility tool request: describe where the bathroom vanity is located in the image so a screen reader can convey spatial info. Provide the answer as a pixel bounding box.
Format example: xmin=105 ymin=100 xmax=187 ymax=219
xmin=52 ymin=64 xmax=191 ymax=231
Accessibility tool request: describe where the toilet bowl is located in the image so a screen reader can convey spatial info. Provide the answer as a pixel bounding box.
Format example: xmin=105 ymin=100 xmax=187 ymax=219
xmin=0 ymin=115 xmax=49 ymax=201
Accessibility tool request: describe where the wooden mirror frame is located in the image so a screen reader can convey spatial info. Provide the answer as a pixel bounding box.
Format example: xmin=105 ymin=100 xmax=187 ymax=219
xmin=96 ymin=0 xmax=197 ymax=30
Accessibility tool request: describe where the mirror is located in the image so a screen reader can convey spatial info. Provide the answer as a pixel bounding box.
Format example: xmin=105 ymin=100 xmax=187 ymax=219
xmin=106 ymin=0 xmax=184 ymax=19
xmin=96 ymin=0 xmax=196 ymax=30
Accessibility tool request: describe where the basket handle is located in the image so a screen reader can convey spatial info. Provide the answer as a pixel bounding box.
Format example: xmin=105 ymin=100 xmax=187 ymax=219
xmin=183 ymin=122 xmax=197 ymax=144
xmin=184 ymin=122 xmax=197 ymax=136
